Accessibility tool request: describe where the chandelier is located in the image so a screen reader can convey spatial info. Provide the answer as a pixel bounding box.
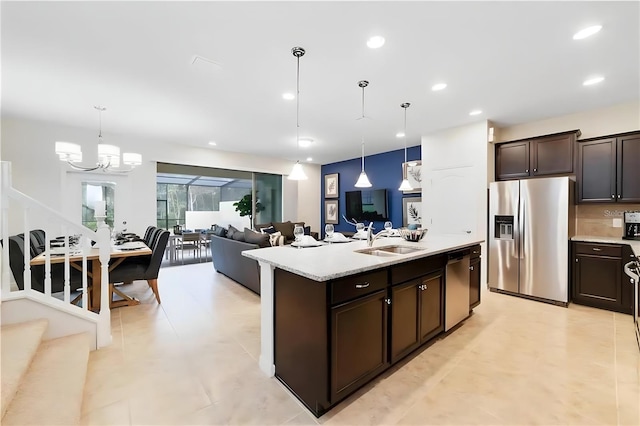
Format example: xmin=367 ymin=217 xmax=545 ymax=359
xmin=55 ymin=106 xmax=142 ymax=172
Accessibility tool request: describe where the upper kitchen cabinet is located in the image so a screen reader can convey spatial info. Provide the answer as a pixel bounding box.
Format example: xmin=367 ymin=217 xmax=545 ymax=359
xmin=577 ymin=131 xmax=640 ymax=203
xmin=495 ymin=130 xmax=580 ymax=181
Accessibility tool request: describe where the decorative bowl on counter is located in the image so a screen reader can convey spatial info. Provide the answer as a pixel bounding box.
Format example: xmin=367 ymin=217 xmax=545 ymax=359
xmin=398 ymin=227 xmax=428 ymax=242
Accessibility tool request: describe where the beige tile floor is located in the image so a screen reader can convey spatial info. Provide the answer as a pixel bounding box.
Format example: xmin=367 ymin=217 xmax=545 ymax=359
xmin=81 ymin=262 xmax=640 ymax=425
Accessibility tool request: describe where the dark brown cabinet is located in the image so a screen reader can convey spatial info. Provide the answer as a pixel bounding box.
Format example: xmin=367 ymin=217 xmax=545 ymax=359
xmin=469 ymin=245 xmax=481 ymax=311
xmin=273 ymin=248 xmax=476 ymax=417
xmin=495 ymin=131 xmax=579 ymax=181
xmin=571 ymin=242 xmax=634 ymax=314
xmin=577 ymin=132 xmax=640 ymax=203
xmin=390 ymin=271 xmax=444 ymax=364
xmin=331 ymin=289 xmax=388 ymax=402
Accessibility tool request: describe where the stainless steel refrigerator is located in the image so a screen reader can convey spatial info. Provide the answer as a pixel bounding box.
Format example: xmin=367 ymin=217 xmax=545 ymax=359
xmin=488 ymin=177 xmax=575 ymax=305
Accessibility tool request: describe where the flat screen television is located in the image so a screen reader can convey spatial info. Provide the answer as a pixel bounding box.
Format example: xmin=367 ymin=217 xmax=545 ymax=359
xmin=345 ymin=189 xmax=389 ymax=222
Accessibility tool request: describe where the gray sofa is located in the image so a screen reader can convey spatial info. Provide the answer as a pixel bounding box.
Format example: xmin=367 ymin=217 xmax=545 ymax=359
xmin=210 ymin=234 xmax=261 ymax=295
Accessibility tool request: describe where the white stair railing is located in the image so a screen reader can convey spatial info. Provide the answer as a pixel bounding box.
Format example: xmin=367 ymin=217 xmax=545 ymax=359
xmin=0 ymin=161 xmax=111 ymax=348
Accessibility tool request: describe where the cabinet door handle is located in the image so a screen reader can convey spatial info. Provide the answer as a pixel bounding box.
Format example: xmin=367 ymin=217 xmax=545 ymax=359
xmin=525 ymin=169 xmax=529 ymax=173
xmin=355 ymin=282 xmax=370 ymax=289
xmin=617 ymin=194 xmax=621 ymax=198
xmin=592 ymin=248 xmax=602 ymax=252
xmin=611 ymin=194 xmax=615 ymax=199
xmin=385 ymin=298 xmax=391 ymax=305
xmin=533 ymin=168 xmax=537 ymax=173
xmin=470 ymin=266 xmax=474 ymax=271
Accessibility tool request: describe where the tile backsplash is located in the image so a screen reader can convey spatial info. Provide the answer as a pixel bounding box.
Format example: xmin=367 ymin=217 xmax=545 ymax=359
xmin=576 ymin=203 xmax=640 ymax=237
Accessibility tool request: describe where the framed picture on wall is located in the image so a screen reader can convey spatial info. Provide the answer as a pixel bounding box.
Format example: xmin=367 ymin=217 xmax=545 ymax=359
xmin=402 ymin=161 xmax=422 ymax=193
xmin=402 ymin=197 xmax=422 ymax=227
xmin=324 ymin=173 xmax=339 ymax=198
xmin=325 ymin=200 xmax=339 ymax=224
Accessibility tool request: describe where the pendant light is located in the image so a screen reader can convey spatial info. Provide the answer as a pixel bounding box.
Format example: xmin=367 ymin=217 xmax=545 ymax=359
xmin=287 ymin=46 xmax=308 ymax=181
xmin=398 ymin=102 xmax=414 ymax=191
xmin=354 ymin=80 xmax=372 ymax=188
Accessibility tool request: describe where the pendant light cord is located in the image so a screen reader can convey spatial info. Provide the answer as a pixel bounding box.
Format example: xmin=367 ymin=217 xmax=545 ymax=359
xmin=296 ymin=53 xmax=300 ymax=153
xmin=401 ymin=102 xmax=411 ymax=163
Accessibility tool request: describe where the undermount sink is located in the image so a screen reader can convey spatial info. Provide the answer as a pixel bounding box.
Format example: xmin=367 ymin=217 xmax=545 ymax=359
xmin=355 ymin=245 xmax=425 ymax=256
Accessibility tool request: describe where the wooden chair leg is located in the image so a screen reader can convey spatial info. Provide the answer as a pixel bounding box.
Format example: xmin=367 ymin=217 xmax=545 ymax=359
xmin=147 ymin=279 xmax=161 ymax=304
xmin=109 ymin=283 xmax=140 ymax=308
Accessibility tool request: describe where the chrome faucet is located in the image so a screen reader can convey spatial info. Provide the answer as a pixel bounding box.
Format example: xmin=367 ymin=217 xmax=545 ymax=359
xmin=366 ymin=222 xmax=390 ymax=247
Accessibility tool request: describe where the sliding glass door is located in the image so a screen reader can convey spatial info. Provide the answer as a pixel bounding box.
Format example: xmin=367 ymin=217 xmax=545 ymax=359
xmin=253 ymin=173 xmax=282 ymax=226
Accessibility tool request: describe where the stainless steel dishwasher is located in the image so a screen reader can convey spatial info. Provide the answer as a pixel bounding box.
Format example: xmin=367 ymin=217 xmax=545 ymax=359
xmin=445 ymin=249 xmax=471 ymax=331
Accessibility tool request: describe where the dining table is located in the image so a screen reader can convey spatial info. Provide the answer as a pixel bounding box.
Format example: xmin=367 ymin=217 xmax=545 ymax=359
xmin=30 ymin=242 xmax=152 ymax=311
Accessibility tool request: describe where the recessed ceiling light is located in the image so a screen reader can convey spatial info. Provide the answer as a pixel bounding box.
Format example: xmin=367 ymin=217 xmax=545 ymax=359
xmin=306 ymin=157 xmax=313 ymax=162
xmin=469 ymin=110 xmax=482 ymax=116
xmin=298 ymin=138 xmax=314 ymax=148
xmin=282 ymin=93 xmax=295 ymax=100
xmin=583 ymin=76 xmax=604 ymax=86
xmin=573 ymin=25 xmax=602 ymax=40
xmin=432 ymin=83 xmax=447 ymax=91
xmin=367 ymin=36 xmax=385 ymax=49
xmin=208 ymin=141 xmax=217 ymax=146
xmin=396 ymin=132 xmax=405 ymax=138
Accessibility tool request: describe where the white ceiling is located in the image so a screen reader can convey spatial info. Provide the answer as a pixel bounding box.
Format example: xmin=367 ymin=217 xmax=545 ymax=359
xmin=2 ymin=1 xmax=639 ymax=165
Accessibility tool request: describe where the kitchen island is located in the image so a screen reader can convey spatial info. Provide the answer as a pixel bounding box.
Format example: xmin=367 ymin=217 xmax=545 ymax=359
xmin=242 ymin=234 xmax=484 ymax=417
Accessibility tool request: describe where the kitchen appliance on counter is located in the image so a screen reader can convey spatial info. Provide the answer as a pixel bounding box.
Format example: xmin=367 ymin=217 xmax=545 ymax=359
xmin=488 ymin=177 xmax=575 ymax=305
xmin=623 ymin=211 xmax=640 ymax=240
xmin=624 ymin=258 xmax=640 ymax=351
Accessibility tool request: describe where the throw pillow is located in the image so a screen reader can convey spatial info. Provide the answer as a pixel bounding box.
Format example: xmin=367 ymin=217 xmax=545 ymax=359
xmin=254 ymin=222 xmax=273 ymax=233
xmin=273 ymin=221 xmax=294 ymax=239
xmin=268 ymin=231 xmax=284 ymax=246
xmin=227 ymin=225 xmax=240 ymax=239
xmin=260 ymin=226 xmax=277 ymax=235
xmin=231 ymin=231 xmax=245 ymax=242
xmin=212 ymin=224 xmax=227 ymax=237
xmin=244 ymin=228 xmax=270 ymax=248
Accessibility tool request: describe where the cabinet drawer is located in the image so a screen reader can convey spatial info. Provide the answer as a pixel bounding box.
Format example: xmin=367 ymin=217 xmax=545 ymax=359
xmin=574 ymin=242 xmax=621 ymax=258
xmin=331 ymin=270 xmax=388 ymax=305
xmin=390 ymin=254 xmax=447 ymax=285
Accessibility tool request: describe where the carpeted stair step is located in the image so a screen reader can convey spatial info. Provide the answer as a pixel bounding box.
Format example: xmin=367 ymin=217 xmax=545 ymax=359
xmin=0 ymin=318 xmax=49 ymax=418
xmin=1 ymin=331 xmax=91 ymax=425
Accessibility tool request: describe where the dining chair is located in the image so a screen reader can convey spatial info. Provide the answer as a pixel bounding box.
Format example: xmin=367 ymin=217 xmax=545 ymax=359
xmin=177 ymin=232 xmax=202 ymax=263
xmin=108 ymin=230 xmax=169 ymax=306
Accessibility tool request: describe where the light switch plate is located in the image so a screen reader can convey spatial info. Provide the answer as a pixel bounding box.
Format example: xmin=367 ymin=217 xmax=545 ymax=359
xmin=612 ymin=218 xmax=622 ymax=228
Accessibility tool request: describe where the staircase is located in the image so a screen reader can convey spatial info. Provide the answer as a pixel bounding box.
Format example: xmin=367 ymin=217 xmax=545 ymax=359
xmin=1 ymin=318 xmax=90 ymax=425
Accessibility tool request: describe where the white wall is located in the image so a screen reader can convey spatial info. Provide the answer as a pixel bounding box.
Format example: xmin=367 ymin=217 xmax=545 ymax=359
xmin=1 ymin=116 xmax=321 ymax=235
xmin=498 ymin=100 xmax=640 ymax=142
xmin=422 ymin=120 xmax=490 ymax=285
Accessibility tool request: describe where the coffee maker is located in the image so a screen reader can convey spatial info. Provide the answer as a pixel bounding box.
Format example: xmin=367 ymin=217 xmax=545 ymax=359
xmin=623 ymin=211 xmax=640 ymax=240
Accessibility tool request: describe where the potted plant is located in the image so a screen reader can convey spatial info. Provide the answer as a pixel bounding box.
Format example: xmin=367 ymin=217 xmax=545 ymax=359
xmin=233 ymin=192 xmax=265 ymax=229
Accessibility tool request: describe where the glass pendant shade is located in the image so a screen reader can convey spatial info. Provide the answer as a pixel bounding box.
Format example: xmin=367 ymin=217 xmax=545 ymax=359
xmin=123 ymin=152 xmax=142 ymax=166
xmin=288 ymin=161 xmax=308 ymax=180
xmin=55 ymin=141 xmax=82 ymax=162
xmin=398 ymin=178 xmax=413 ymax=191
xmin=355 ymin=171 xmax=372 ymax=188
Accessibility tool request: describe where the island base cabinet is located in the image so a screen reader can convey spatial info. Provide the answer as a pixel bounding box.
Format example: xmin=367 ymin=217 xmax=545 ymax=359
xmin=274 ymin=269 xmax=330 ymax=415
xmin=331 ymin=290 xmax=388 ymax=403
xmin=390 ymin=271 xmax=444 ymax=364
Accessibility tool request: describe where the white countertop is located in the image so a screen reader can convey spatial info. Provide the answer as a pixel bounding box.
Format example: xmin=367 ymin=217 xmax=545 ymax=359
xmin=572 ymin=235 xmax=640 ymax=259
xmin=242 ymin=234 xmax=484 ymax=282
